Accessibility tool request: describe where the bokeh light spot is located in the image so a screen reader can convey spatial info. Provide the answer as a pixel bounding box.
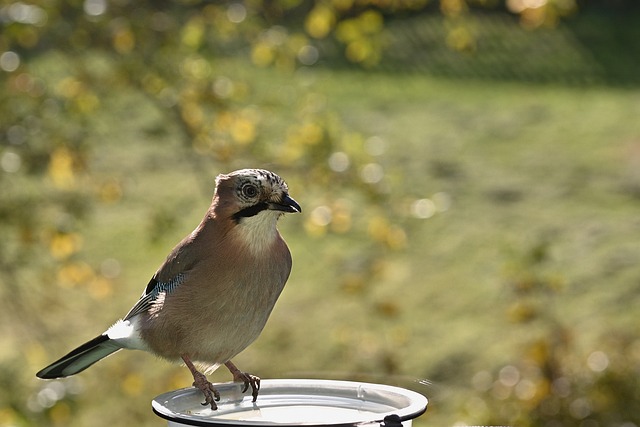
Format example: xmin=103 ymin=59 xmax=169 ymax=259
xmin=6 ymin=2 xmax=47 ymax=25
xmin=499 ymin=364 xmax=520 ymax=387
xmin=586 ymin=350 xmax=609 ymax=372
xmin=1 ymin=151 xmax=22 ymax=173
xmin=180 ymin=56 xmax=211 ymax=80
xmin=360 ymin=163 xmax=383 ymax=183
xmin=0 ymin=51 xmax=20 ymax=72
xmin=101 ymin=258 xmax=121 ymax=279
xmin=411 ymin=198 xmax=435 ymax=219
xmin=310 ymin=205 xmax=332 ymax=227
xmin=515 ymin=379 xmax=537 ymax=400
xmin=84 ymin=0 xmax=107 ymax=16
xmin=328 ymin=151 xmax=350 ymax=172
xmin=227 ymin=3 xmax=246 ymax=24
xmin=569 ymin=397 xmax=591 ymax=420
xmin=298 ymin=45 xmax=319 ymax=66
xmin=552 ymin=376 xmax=571 ymax=397
xmin=507 ymin=0 xmax=548 ymax=13
xmin=213 ymin=77 xmax=234 ymax=99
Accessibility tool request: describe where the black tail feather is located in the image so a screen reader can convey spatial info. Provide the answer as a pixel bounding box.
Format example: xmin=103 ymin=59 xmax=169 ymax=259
xmin=36 ymin=334 xmax=120 ymax=379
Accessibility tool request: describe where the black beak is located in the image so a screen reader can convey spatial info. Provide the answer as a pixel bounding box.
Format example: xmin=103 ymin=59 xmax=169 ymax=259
xmin=268 ymin=194 xmax=302 ymax=214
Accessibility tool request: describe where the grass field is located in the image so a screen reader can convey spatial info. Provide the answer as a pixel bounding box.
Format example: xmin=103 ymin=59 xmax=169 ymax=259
xmin=4 ymin=15 xmax=640 ymax=426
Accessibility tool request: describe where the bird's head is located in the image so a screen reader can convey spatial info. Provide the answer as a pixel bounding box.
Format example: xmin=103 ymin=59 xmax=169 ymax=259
xmin=213 ymin=169 xmax=301 ymax=224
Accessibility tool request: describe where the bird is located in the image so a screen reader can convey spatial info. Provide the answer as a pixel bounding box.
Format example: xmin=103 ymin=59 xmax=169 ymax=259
xmin=36 ymin=168 xmax=301 ymax=410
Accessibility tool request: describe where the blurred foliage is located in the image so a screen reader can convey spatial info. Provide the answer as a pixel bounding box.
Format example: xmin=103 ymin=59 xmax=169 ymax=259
xmin=1 ymin=0 xmax=639 ymax=426
xmin=462 ymin=239 xmax=640 ymax=426
xmin=0 ymin=1 xmax=422 ymax=425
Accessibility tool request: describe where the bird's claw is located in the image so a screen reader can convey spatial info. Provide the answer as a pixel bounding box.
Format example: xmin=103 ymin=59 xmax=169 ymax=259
xmin=192 ymin=371 xmax=221 ymax=410
xmin=232 ymin=371 xmax=261 ymax=402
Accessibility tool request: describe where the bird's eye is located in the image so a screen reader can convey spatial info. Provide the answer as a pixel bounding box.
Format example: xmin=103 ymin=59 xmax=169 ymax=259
xmin=241 ymin=184 xmax=258 ymax=198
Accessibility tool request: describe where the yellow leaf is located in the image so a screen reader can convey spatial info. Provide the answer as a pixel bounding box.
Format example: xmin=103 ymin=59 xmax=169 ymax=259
xmin=335 ymin=19 xmax=359 ymax=43
xmin=55 ymin=77 xmax=82 ymax=99
xmin=230 ymin=116 xmax=256 ymax=145
xmin=181 ymin=16 xmax=205 ymax=49
xmin=305 ymin=5 xmax=335 ymax=39
xmin=0 ymin=407 xmax=18 ymax=426
xmin=57 ymin=261 xmax=94 ymax=287
xmin=331 ymin=209 xmax=352 ymax=233
xmin=345 ymin=38 xmax=373 ymax=63
xmin=50 ymin=233 xmax=82 ymax=260
xmin=214 ymin=110 xmax=234 ymax=132
xmin=299 ymin=121 xmax=324 ymax=145
xmin=367 ymin=215 xmax=389 ymax=242
xmin=251 ymin=41 xmax=275 ymax=67
xmin=89 ymin=277 xmax=113 ymax=300
xmin=280 ymin=142 xmax=304 ymax=163
xmin=113 ymin=26 xmax=135 ymax=54
xmin=181 ymin=101 xmax=204 ymax=130
xmin=386 ymin=225 xmax=407 ymax=250
xmin=75 ymin=92 xmax=100 ymax=113
xmin=48 ymin=147 xmax=75 ymax=189
xmin=359 ymin=10 xmax=384 ymax=34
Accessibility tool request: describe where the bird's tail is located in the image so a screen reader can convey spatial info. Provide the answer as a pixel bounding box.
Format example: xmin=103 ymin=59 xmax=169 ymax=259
xmin=36 ymin=334 xmax=122 ymax=379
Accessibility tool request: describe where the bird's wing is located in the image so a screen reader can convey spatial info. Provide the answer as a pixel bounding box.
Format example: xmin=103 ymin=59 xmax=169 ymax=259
xmin=123 ymin=273 xmax=187 ymax=320
xmin=123 ymin=233 xmax=199 ymax=320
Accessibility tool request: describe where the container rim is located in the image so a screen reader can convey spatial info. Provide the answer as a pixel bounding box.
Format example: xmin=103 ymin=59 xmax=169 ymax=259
xmin=152 ymin=378 xmax=428 ymax=427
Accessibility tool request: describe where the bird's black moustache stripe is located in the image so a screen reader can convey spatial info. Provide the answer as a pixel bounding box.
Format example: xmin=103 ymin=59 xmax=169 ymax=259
xmin=232 ymin=202 xmax=269 ymax=223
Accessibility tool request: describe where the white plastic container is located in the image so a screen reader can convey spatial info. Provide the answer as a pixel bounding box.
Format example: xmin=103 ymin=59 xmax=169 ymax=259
xmin=152 ymin=379 xmax=428 ymax=427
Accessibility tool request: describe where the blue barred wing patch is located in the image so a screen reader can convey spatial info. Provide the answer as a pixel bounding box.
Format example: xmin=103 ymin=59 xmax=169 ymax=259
xmin=124 ymin=273 xmax=186 ymax=320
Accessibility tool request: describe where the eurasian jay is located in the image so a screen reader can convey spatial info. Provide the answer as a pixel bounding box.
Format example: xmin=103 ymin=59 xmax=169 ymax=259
xmin=36 ymin=169 xmax=301 ymax=409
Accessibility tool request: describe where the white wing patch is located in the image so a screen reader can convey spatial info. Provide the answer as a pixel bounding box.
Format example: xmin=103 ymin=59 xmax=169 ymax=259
xmin=106 ymin=318 xmax=149 ymax=351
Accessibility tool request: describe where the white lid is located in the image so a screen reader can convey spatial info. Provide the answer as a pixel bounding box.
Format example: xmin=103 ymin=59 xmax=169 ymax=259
xmin=152 ymin=379 xmax=428 ymax=426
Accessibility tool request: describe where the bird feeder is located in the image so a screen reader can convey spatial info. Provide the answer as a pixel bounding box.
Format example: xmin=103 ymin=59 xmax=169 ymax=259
xmin=153 ymin=379 xmax=428 ymax=427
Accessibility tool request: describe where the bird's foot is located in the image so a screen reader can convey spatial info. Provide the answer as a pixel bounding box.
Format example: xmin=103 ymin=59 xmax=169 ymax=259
xmin=192 ymin=370 xmax=221 ymax=410
xmin=225 ymin=361 xmax=261 ymax=402
xmin=182 ymin=354 xmax=221 ymax=410
xmin=234 ymin=370 xmax=261 ymax=403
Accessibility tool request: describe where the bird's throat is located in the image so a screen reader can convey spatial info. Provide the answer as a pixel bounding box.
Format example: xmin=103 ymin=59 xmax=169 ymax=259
xmin=232 ymin=211 xmax=280 ymax=255
xmin=231 ymin=202 xmax=269 ymax=223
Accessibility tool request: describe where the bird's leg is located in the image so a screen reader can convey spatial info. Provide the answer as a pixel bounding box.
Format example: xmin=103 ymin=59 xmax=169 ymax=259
xmin=181 ymin=354 xmax=220 ymax=410
xmin=224 ymin=360 xmax=261 ymax=402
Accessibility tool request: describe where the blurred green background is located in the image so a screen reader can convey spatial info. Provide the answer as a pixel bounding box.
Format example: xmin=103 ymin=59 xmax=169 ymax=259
xmin=2 ymin=0 xmax=640 ymax=426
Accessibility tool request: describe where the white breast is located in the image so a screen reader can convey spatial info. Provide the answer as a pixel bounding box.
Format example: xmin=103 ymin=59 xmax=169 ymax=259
xmin=234 ymin=211 xmax=281 ymax=255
